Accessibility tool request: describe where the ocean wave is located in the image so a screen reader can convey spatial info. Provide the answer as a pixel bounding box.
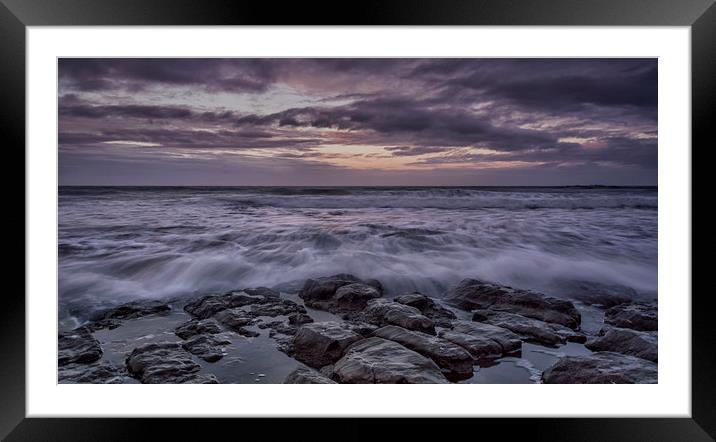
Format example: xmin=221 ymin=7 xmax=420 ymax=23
xmin=58 ymin=187 xmax=658 ymax=319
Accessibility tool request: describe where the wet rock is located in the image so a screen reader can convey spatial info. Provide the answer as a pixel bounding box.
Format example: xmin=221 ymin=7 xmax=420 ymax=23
xmin=214 ymin=308 xmax=256 ymax=330
xmin=334 ymin=337 xmax=449 ymax=384
xmin=605 ymin=302 xmax=657 ymax=332
xmin=359 ymin=299 xmax=435 ymax=334
xmin=174 ymin=318 xmax=222 ymax=340
xmin=393 ymin=293 xmax=457 ymax=327
xmin=332 ymin=283 xmax=382 ymax=310
xmin=319 ymin=364 xmax=335 ymax=379
xmin=288 ymin=312 xmax=314 ymax=326
xmin=181 ymin=334 xmax=232 ymax=362
xmin=89 ymin=300 xmax=171 ymax=330
xmin=59 ymin=361 xmax=126 ymax=384
xmin=183 ymin=374 xmax=220 ymax=384
xmin=542 ymin=351 xmax=657 ymax=384
xmin=585 ymin=328 xmax=657 ymax=362
xmin=284 ymin=367 xmax=337 ymax=384
xmin=244 ymin=287 xmax=281 ymax=298
xmin=58 ymin=326 xmax=102 ymax=366
xmin=562 ymin=280 xmax=635 ymax=308
xmin=472 ymin=310 xmax=586 ymax=347
xmin=184 ymin=291 xmax=272 ymax=319
xmin=299 ymin=274 xmax=363 ymax=301
xmin=438 ymin=330 xmax=503 ymax=359
xmin=126 ymin=342 xmax=217 ymax=383
xmin=372 ymin=325 xmax=474 ymax=381
xmin=345 ymin=321 xmax=379 ymax=337
xmin=446 ymin=279 xmax=581 ymax=329
xmin=244 ymin=299 xmax=306 ymax=317
xmin=292 ymin=322 xmax=363 ymax=368
xmin=299 ymin=275 xmax=385 ymax=313
xmin=364 ymin=279 xmax=384 ymax=294
xmin=451 ymin=321 xmax=522 ymax=355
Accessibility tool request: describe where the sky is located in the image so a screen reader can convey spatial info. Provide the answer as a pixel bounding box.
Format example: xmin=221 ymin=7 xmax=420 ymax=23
xmin=58 ymin=58 xmax=657 ymax=186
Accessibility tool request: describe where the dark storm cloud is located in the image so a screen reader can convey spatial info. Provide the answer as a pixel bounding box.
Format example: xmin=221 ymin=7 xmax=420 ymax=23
xmin=58 ymin=58 xmax=658 ymax=185
xmin=59 ymin=58 xmax=279 ymax=93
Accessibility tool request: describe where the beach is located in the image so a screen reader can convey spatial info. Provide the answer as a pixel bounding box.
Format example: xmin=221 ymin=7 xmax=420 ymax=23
xmin=58 ymin=186 xmax=658 ymax=384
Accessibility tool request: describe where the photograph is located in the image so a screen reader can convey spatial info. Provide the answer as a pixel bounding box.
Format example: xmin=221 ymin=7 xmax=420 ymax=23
xmin=57 ymin=57 xmax=658 ymax=385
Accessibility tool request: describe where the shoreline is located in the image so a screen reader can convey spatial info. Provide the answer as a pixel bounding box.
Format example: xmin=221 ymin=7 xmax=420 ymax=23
xmin=58 ymin=275 xmax=657 ymax=384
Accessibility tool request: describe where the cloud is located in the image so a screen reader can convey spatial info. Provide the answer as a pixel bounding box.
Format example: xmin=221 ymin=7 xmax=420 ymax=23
xmin=58 ymin=58 xmax=658 ymax=185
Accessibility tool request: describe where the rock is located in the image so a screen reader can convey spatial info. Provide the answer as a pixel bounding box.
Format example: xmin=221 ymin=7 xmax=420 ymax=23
xmin=59 ymin=361 xmax=126 ymax=384
xmin=585 ymin=328 xmax=658 ymax=362
xmin=446 ymin=279 xmax=581 ymax=329
xmin=359 ymin=299 xmax=435 ymax=334
xmin=182 ymin=374 xmax=220 ymax=384
xmin=319 ymin=364 xmax=335 ymax=379
xmin=333 ymin=337 xmax=449 ymax=384
xmin=288 ymin=312 xmax=314 ymax=326
xmin=393 ymin=293 xmax=457 ymax=327
xmin=184 ymin=291 xmax=272 ymax=319
xmin=332 ymin=283 xmax=382 ymax=311
xmin=181 ymin=334 xmax=232 ymax=362
xmin=605 ymin=302 xmax=657 ymax=332
xmin=562 ymin=280 xmax=635 ymax=308
xmin=244 ymin=299 xmax=306 ymax=317
xmin=451 ymin=321 xmax=522 ymax=355
xmin=542 ymin=352 xmax=657 ymax=384
xmin=244 ymin=287 xmax=281 ymax=298
xmin=126 ymin=342 xmax=217 ymax=383
xmin=292 ymin=322 xmax=363 ymax=368
xmin=372 ymin=325 xmax=474 ymax=381
xmin=472 ymin=310 xmax=586 ymax=347
xmin=58 ymin=327 xmax=102 ymax=366
xmin=174 ymin=318 xmax=222 ymax=340
xmin=299 ymin=274 xmax=362 ymax=301
xmin=284 ymin=367 xmax=337 ymax=384
xmin=438 ymin=330 xmax=503 ymax=359
xmin=299 ymin=275 xmax=385 ymax=313
xmin=364 ymin=279 xmax=384 ymax=294
xmin=214 ymin=308 xmax=255 ymax=330
xmin=345 ymin=321 xmax=379 ymax=337
xmin=89 ymin=300 xmax=171 ymax=330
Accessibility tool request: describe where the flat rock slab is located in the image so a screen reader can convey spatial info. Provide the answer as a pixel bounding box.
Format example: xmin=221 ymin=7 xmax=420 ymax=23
xmin=125 ymin=342 xmax=218 ymax=384
xmin=542 ymin=351 xmax=657 ymax=384
xmin=393 ymin=293 xmax=457 ymax=327
xmin=174 ymin=318 xmax=222 ymax=339
xmin=58 ymin=326 xmax=103 ymax=366
xmin=213 ymin=308 xmax=256 ymax=333
xmin=451 ymin=321 xmax=522 ymax=355
xmin=184 ymin=291 xmax=273 ymax=319
xmin=181 ymin=334 xmax=232 ymax=362
xmin=586 ymin=327 xmax=658 ymax=362
xmin=300 ymin=274 xmax=383 ymax=313
xmin=605 ymin=302 xmax=657 ymax=332
xmin=334 ymin=337 xmax=449 ymax=384
xmin=472 ymin=310 xmax=586 ymax=347
xmin=284 ymin=367 xmax=337 ymax=384
xmin=59 ymin=361 xmax=126 ymax=384
xmin=359 ymin=299 xmax=435 ymax=335
xmin=446 ymin=279 xmax=581 ymax=329
xmin=292 ymin=322 xmax=363 ymax=368
xmin=438 ymin=330 xmax=503 ymax=359
xmin=372 ymin=325 xmax=473 ymax=381
xmin=89 ymin=301 xmax=171 ymax=330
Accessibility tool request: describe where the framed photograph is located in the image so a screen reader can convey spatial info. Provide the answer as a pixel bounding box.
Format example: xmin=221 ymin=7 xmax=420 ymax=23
xmin=6 ymin=0 xmax=713 ymax=439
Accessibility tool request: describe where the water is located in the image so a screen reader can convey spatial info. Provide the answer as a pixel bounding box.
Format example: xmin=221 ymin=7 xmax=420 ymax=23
xmin=58 ymin=186 xmax=657 ymax=322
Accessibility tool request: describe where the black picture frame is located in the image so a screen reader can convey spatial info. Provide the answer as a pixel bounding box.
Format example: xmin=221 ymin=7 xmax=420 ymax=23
xmin=3 ymin=0 xmax=713 ymax=440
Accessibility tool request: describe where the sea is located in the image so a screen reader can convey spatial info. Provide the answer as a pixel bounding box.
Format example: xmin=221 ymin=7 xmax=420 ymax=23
xmin=58 ymin=186 xmax=658 ymax=326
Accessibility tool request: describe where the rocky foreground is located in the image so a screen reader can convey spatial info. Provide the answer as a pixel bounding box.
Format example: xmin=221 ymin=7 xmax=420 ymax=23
xmin=58 ymin=275 xmax=658 ymax=384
